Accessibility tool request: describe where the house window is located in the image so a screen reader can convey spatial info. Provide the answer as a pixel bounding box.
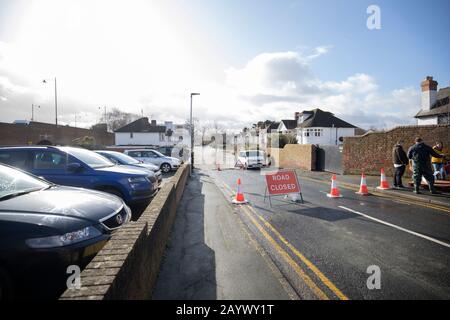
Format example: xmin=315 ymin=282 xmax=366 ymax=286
xmin=314 ymin=129 xmax=322 ymax=137
xmin=130 ymin=132 xmax=133 ymax=139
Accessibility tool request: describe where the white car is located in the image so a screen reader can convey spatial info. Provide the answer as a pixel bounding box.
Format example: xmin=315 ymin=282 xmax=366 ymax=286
xmin=124 ymin=149 xmax=181 ymax=173
xmin=237 ymin=150 xmax=267 ymax=169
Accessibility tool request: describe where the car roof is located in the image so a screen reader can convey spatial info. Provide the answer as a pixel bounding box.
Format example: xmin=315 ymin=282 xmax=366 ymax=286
xmin=125 ymin=149 xmax=157 ymax=152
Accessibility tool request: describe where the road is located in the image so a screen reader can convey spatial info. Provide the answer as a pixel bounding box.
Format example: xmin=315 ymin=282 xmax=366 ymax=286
xmin=204 ymin=167 xmax=450 ymax=299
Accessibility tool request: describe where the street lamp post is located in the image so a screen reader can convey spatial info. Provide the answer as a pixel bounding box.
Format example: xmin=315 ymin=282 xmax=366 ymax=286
xmin=31 ymin=104 xmax=40 ymax=122
xmin=43 ymin=77 xmax=58 ymax=126
xmin=190 ymin=93 xmax=200 ymax=176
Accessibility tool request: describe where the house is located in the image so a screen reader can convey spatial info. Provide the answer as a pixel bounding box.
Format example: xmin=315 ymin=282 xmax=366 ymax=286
xmin=277 ymin=119 xmax=297 ymax=134
xmin=415 ymin=76 xmax=450 ymax=125
xmin=115 ymin=117 xmax=168 ymax=146
xmin=259 ymin=121 xmax=280 ymax=149
xmin=295 ymin=109 xmax=357 ymax=145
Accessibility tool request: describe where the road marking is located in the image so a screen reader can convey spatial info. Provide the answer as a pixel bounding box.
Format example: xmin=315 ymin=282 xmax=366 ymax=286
xmin=240 ymin=205 xmax=329 ymax=300
xmin=220 ymin=179 xmax=348 ymax=300
xmin=246 ymin=205 xmax=349 ymax=300
xmin=339 ymin=206 xmax=450 ymax=249
xmin=300 ymin=176 xmax=450 ymax=214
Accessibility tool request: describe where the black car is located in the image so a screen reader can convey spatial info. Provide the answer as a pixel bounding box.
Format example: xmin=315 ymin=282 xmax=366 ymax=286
xmin=0 ymin=164 xmax=131 ymax=300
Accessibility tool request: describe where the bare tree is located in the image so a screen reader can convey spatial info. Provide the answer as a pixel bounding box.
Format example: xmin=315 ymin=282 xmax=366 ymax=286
xmin=94 ymin=108 xmax=140 ymax=132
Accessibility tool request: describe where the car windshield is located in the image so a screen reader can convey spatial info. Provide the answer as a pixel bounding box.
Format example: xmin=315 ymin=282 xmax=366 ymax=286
xmin=151 ymin=150 xmax=165 ymax=157
xmin=61 ymin=147 xmax=114 ymax=168
xmin=105 ymin=152 xmax=140 ymax=165
xmin=242 ymin=151 xmax=265 ymax=157
xmin=0 ymin=165 xmax=49 ymax=200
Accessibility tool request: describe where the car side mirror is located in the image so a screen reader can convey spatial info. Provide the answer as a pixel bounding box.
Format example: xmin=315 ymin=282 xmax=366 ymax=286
xmin=67 ymin=163 xmax=83 ymax=173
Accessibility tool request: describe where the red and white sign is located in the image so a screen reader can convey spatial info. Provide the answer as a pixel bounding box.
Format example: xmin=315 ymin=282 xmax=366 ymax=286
xmin=265 ymin=170 xmax=300 ymax=195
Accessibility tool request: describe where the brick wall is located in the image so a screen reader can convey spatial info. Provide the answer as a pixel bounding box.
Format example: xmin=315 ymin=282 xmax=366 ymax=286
xmin=60 ymin=164 xmax=190 ymax=300
xmin=268 ymin=144 xmax=317 ymax=170
xmin=0 ymin=121 xmax=114 ymax=147
xmin=342 ymin=124 xmax=450 ymax=176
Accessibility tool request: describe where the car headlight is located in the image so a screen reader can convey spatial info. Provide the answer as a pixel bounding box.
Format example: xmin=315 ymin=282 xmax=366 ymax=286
xmin=128 ymin=177 xmax=148 ymax=184
xmin=26 ymin=226 xmax=102 ymax=248
xmin=124 ymin=204 xmax=132 ymax=223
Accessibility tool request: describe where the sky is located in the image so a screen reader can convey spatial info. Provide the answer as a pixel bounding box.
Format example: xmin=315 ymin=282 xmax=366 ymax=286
xmin=0 ymin=0 xmax=449 ymax=130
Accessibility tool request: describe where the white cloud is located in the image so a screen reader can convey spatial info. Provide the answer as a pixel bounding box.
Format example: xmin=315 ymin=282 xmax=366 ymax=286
xmin=0 ymin=7 xmax=420 ymax=132
xmin=221 ymin=50 xmax=420 ymax=130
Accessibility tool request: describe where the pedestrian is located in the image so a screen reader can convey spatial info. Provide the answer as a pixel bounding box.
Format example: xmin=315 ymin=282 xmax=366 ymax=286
xmin=392 ymin=140 xmax=408 ymax=188
xmin=407 ymin=137 xmax=444 ymax=194
xmin=431 ymin=141 xmax=449 ymax=180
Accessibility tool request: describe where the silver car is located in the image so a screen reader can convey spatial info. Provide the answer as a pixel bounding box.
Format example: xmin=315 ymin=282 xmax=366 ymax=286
xmin=124 ymin=149 xmax=181 ymax=173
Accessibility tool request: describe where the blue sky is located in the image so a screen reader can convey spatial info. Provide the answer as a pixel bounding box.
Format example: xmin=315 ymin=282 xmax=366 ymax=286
xmin=0 ymin=0 xmax=449 ymax=129
xmin=181 ymin=0 xmax=450 ymax=90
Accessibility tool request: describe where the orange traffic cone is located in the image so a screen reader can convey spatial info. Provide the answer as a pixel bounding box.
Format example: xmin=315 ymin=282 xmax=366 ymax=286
xmin=232 ymin=178 xmax=248 ymax=204
xmin=356 ymin=172 xmax=370 ymax=195
xmin=377 ymin=168 xmax=391 ymax=190
xmin=327 ymin=174 xmax=342 ymax=198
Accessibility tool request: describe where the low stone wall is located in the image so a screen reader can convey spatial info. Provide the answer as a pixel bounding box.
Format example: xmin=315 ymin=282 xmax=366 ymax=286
xmin=342 ymin=124 xmax=450 ymax=176
xmin=268 ymin=144 xmax=317 ymax=171
xmin=60 ymin=164 xmax=190 ymax=300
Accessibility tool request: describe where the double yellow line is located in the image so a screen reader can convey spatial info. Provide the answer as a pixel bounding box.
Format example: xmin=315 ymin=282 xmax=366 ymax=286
xmin=221 ymin=182 xmax=348 ymax=300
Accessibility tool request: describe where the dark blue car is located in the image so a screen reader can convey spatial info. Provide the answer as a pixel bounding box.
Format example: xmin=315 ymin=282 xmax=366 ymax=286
xmin=0 ymin=146 xmax=158 ymax=205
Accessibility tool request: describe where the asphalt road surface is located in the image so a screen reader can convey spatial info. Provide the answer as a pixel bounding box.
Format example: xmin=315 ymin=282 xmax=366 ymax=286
xmin=156 ymin=166 xmax=450 ymax=300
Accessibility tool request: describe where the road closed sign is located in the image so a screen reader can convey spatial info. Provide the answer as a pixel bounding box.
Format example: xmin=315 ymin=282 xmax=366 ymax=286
xmin=265 ymin=170 xmax=301 ymax=195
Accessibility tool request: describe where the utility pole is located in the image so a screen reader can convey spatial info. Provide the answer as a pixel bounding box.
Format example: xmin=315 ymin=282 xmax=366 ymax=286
xmin=42 ymin=77 xmax=58 ymax=126
xmin=190 ymin=93 xmax=200 ymax=176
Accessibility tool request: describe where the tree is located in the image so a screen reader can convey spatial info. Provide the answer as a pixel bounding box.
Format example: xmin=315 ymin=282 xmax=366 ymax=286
xmin=94 ymin=108 xmax=140 ymax=132
xmin=272 ymin=133 xmax=298 ymax=148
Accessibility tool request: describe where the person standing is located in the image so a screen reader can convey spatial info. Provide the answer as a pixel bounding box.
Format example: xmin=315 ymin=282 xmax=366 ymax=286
xmin=431 ymin=141 xmax=449 ymax=180
xmin=407 ymin=137 xmax=444 ymax=194
xmin=392 ymin=140 xmax=409 ymax=188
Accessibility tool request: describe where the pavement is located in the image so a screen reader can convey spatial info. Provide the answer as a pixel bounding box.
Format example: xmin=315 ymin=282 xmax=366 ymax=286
xmin=152 ymin=170 xmax=297 ymax=300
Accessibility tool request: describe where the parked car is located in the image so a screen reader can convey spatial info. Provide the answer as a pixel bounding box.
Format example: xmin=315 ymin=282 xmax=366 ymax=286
xmin=95 ymin=150 xmax=162 ymax=185
xmin=0 ymin=146 xmax=158 ymax=205
xmin=0 ymin=163 xmax=131 ymax=300
xmin=237 ymin=150 xmax=267 ymax=169
xmin=156 ymin=146 xmax=184 ymax=159
xmin=124 ymin=149 xmax=181 ymax=173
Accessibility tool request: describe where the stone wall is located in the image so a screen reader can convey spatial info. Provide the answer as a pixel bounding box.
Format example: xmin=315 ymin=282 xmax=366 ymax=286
xmin=342 ymin=124 xmax=450 ymax=176
xmin=268 ymin=144 xmax=317 ymax=171
xmin=0 ymin=121 xmax=114 ymax=147
xmin=60 ymin=164 xmax=190 ymax=300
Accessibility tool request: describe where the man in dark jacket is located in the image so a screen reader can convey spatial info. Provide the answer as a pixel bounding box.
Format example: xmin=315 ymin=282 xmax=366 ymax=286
xmin=407 ymin=137 xmax=444 ymax=194
xmin=392 ymin=140 xmax=409 ymax=188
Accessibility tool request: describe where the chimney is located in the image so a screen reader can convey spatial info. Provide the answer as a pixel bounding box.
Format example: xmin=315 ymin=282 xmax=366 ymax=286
xmin=294 ymin=112 xmax=300 ymax=122
xmin=421 ymin=76 xmax=438 ymax=110
xmin=151 ymin=120 xmax=157 ymax=126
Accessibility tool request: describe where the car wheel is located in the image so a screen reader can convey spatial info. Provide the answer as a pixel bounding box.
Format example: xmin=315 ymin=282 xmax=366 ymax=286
xmin=161 ymin=163 xmax=171 ymax=173
xmin=0 ymin=267 xmax=14 ymax=301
